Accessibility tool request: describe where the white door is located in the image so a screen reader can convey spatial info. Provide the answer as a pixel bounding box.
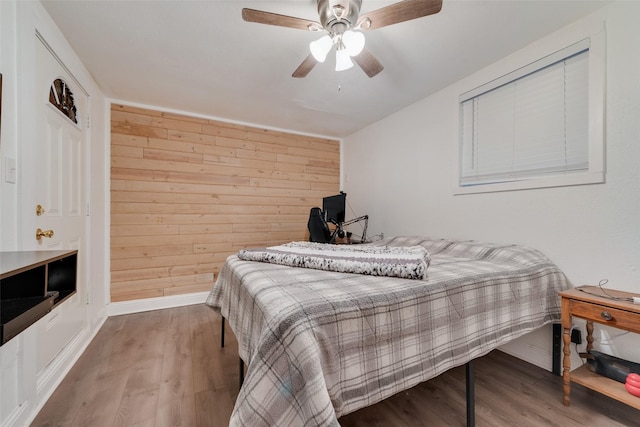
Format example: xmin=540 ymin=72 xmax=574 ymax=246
xmin=20 ymin=35 xmax=89 ymax=374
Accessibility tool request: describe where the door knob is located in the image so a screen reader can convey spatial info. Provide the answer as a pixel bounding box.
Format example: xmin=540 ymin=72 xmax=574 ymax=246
xmin=36 ymin=228 xmax=54 ymax=240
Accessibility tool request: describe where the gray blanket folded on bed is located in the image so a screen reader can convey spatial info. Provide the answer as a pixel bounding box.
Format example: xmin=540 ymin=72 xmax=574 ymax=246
xmin=237 ymin=241 xmax=431 ymax=279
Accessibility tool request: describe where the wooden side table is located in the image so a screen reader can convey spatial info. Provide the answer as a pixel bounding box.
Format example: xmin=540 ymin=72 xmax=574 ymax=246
xmin=560 ymin=286 xmax=640 ymax=410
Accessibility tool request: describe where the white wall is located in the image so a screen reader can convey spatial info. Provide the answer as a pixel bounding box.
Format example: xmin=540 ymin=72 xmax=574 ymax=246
xmin=343 ymin=1 xmax=640 ymax=369
xmin=0 ymin=1 xmax=19 ymax=250
xmin=0 ymin=2 xmax=109 ymax=426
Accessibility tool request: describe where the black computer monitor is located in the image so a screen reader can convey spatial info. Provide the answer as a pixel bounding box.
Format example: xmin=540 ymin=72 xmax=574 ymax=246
xmin=322 ymin=192 xmax=346 ymax=224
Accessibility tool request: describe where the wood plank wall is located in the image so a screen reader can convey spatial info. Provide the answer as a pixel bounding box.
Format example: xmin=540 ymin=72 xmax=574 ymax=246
xmin=110 ymin=104 xmax=340 ymax=302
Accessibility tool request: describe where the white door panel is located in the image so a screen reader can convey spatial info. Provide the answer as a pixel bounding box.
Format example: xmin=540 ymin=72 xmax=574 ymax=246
xmin=36 ymin=296 xmax=86 ymax=374
xmin=44 ymin=112 xmax=62 ymax=217
xmin=22 ymin=35 xmax=89 ymax=374
xmin=67 ymin=129 xmax=82 ymax=217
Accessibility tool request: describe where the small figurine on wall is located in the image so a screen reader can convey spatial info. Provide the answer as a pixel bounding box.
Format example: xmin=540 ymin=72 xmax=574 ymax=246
xmin=49 ymin=78 xmax=77 ymax=124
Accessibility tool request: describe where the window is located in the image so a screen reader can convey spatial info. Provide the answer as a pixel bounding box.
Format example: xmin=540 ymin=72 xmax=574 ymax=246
xmin=455 ymin=29 xmax=605 ymax=194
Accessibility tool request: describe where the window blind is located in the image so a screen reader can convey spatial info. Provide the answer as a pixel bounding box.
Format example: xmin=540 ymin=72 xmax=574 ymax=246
xmin=459 ymin=40 xmax=590 ymax=187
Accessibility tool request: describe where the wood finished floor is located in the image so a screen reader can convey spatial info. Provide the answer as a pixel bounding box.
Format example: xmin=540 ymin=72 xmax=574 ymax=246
xmin=32 ymin=304 xmax=638 ymax=427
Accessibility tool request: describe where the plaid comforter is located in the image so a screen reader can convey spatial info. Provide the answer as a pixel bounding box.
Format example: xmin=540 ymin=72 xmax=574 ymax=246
xmin=205 ymin=236 xmax=569 ymax=426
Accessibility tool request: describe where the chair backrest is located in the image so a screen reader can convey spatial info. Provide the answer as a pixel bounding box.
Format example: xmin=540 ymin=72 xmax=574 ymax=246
xmin=308 ymin=207 xmax=332 ymax=243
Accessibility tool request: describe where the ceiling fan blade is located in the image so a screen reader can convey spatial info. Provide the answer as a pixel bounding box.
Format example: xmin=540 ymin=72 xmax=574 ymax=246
xmin=242 ymin=8 xmax=320 ymax=31
xmin=292 ymin=54 xmax=319 ymax=78
xmin=359 ymin=0 xmax=443 ymax=30
xmin=352 ymin=48 xmax=384 ymax=78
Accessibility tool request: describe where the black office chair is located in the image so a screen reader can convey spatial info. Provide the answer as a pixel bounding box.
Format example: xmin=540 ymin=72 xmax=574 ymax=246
xmin=307 ymin=207 xmax=333 ymax=243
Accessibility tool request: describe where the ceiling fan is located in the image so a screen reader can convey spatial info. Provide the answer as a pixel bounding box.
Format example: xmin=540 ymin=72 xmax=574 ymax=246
xmin=242 ymin=0 xmax=443 ymax=78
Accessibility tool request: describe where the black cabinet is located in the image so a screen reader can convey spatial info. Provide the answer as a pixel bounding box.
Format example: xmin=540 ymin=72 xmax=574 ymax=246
xmin=0 ymin=250 xmax=77 ymax=345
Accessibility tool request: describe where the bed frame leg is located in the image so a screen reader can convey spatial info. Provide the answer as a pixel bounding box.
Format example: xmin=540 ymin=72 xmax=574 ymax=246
xmin=466 ymin=360 xmax=475 ymax=427
xmin=221 ymin=316 xmax=225 ymax=348
xmin=552 ymin=323 xmax=562 ymax=376
xmin=222 ymin=316 xmax=243 ymax=390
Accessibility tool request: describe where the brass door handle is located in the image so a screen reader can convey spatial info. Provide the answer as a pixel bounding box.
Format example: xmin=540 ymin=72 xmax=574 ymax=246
xmin=36 ymin=228 xmax=54 ymax=240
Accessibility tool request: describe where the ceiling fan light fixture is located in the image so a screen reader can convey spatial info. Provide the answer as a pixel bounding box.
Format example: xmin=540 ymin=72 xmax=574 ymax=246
xmin=332 ymin=4 xmax=347 ymax=21
xmin=309 ymin=35 xmax=333 ymax=62
xmin=307 ymin=23 xmax=324 ymax=32
xmin=342 ymin=30 xmax=365 ymax=57
xmin=335 ymin=48 xmax=354 ymax=71
xmin=355 ymin=17 xmax=371 ymax=31
xmin=244 ymin=0 xmax=444 ymax=78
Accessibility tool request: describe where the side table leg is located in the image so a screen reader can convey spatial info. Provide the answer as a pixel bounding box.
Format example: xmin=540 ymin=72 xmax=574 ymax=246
xmin=586 ymin=320 xmax=594 ymax=353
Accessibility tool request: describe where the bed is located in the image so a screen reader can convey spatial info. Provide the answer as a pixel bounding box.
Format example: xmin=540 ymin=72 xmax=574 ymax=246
xmin=205 ymin=236 xmax=569 ymax=426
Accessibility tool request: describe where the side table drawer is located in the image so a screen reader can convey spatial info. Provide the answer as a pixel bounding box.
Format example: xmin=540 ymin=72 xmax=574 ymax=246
xmin=568 ymin=300 xmax=637 ymax=332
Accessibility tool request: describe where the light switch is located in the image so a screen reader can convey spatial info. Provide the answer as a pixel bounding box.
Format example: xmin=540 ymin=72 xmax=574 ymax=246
xmin=4 ymin=157 xmax=16 ymax=183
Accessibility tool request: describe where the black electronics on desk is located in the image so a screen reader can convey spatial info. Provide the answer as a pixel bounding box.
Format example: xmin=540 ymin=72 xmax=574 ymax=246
xmin=322 ymin=192 xmax=346 ymax=224
xmin=309 ymin=192 xmax=368 ymax=244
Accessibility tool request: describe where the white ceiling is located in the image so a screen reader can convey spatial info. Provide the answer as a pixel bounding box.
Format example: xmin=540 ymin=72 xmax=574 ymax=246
xmin=41 ymin=0 xmax=611 ymax=138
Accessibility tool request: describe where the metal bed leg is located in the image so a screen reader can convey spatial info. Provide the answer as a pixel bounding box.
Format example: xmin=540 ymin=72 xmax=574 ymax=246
xmin=466 ymin=360 xmax=475 ymax=427
xmin=221 ymin=316 xmax=243 ymax=390
xmin=221 ymin=316 xmax=225 ymax=348
xmin=552 ymin=323 xmax=562 ymax=376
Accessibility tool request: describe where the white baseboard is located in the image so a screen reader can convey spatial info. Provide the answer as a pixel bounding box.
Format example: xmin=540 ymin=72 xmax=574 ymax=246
xmin=106 ymin=292 xmax=209 ymax=316
xmin=1 ymin=400 xmax=29 ymax=427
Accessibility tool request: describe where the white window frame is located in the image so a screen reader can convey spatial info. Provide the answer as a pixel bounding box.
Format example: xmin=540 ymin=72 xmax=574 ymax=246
xmin=453 ymin=23 xmax=605 ymax=195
